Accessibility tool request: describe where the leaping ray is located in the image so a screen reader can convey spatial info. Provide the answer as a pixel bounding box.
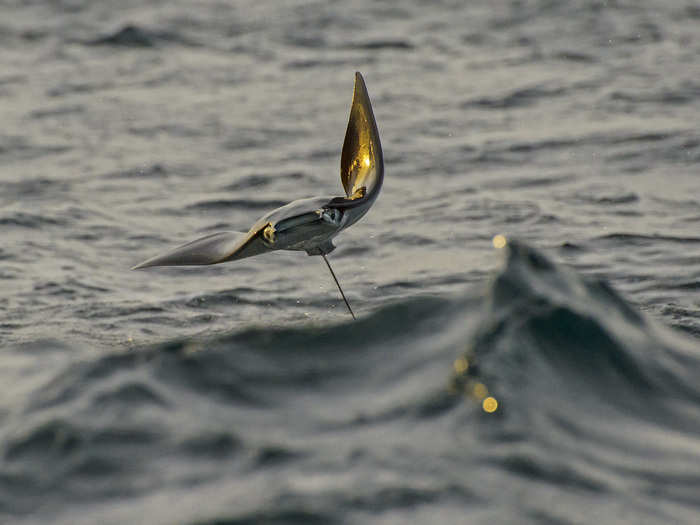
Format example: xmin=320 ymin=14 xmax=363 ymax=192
xmin=132 ymin=72 xmax=383 ymax=319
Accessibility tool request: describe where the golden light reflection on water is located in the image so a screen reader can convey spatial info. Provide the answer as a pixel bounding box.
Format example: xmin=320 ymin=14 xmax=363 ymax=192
xmin=450 ymin=352 xmax=499 ymax=414
xmin=482 ymin=396 xmax=498 ymax=413
xmin=453 ymin=357 xmax=469 ymax=374
xmin=472 ymin=382 xmax=488 ymax=399
xmin=448 ymin=234 xmax=506 ymax=413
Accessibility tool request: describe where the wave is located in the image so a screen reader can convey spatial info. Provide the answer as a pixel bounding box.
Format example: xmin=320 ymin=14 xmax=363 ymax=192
xmin=453 ymin=241 xmax=700 ymax=413
xmin=3 ymin=241 xmax=700 ymax=523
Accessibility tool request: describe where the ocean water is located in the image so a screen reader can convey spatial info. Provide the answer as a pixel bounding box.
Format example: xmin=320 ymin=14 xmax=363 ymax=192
xmin=2 ymin=0 xmax=700 ymax=523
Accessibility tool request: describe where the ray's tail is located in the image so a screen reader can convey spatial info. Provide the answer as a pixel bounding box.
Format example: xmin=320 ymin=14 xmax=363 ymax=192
xmin=321 ymin=254 xmax=356 ymax=320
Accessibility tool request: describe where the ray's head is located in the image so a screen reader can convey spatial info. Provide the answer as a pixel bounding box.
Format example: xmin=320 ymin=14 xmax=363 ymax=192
xmin=340 ymin=72 xmax=384 ymax=203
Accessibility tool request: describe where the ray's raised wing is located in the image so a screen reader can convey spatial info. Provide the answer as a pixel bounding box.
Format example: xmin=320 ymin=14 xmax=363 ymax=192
xmin=335 ymin=72 xmax=384 ymax=208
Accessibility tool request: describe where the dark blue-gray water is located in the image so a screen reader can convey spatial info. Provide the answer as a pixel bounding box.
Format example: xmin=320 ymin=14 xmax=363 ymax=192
xmin=2 ymin=1 xmax=700 ymax=523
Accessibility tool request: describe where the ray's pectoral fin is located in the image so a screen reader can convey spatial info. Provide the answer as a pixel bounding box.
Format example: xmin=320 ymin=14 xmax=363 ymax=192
xmin=131 ymin=228 xmax=269 ymax=270
xmin=339 ymin=72 xmax=384 ymax=206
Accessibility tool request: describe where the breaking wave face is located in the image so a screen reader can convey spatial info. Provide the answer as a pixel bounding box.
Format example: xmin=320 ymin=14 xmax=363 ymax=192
xmin=3 ymin=240 xmax=700 ymax=524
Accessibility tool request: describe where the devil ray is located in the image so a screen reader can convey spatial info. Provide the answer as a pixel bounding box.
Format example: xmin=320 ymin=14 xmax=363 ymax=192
xmin=132 ymin=72 xmax=384 ymax=319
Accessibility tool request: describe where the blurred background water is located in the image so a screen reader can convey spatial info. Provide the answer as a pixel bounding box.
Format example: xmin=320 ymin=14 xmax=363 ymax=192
xmin=2 ymin=0 xmax=700 ymax=523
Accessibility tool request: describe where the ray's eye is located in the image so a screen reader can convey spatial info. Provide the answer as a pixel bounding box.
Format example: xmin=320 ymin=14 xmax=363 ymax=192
xmin=263 ymin=224 xmax=276 ymax=245
xmin=320 ymin=208 xmax=343 ymax=225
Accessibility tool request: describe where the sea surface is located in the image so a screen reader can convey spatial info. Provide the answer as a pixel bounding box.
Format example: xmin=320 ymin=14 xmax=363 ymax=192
xmin=2 ymin=1 xmax=700 ymax=523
